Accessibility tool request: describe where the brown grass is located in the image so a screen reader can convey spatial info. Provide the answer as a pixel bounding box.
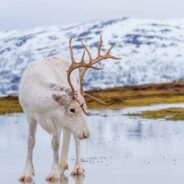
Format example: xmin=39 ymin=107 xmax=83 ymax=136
xmin=86 ymin=81 xmax=184 ymax=109
xmin=1 ymin=81 xmax=184 ymax=114
xmin=0 ymin=96 xmax=22 ymax=114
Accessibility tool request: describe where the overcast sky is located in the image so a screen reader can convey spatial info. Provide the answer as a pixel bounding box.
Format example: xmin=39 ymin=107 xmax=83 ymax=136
xmin=0 ymin=0 xmax=184 ymax=30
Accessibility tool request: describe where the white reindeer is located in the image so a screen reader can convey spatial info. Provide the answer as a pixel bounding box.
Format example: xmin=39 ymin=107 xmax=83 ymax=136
xmin=18 ymin=35 xmax=119 ymax=182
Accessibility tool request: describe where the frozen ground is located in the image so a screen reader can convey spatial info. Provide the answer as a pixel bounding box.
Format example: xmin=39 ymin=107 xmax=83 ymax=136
xmin=1 ymin=104 xmax=184 ymax=184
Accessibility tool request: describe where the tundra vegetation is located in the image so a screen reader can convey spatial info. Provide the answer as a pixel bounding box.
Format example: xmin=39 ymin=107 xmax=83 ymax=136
xmin=127 ymin=107 xmax=184 ymax=121
xmin=1 ymin=81 xmax=184 ymax=120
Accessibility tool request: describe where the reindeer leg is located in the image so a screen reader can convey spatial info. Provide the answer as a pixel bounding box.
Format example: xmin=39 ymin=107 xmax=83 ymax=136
xmin=71 ymin=136 xmax=85 ymax=176
xmin=60 ymin=129 xmax=71 ymax=173
xmin=46 ymin=131 xmax=61 ymax=182
xmin=19 ymin=117 xmax=37 ymax=182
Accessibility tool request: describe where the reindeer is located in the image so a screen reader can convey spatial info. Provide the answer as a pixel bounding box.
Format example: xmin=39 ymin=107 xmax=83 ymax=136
xmin=18 ymin=35 xmax=119 ymax=182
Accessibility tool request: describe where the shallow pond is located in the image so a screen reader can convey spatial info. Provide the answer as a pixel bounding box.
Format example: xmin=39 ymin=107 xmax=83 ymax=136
xmin=1 ymin=104 xmax=184 ymax=184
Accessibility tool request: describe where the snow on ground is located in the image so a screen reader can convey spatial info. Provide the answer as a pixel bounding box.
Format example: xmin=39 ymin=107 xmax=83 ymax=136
xmin=1 ymin=17 xmax=184 ymax=96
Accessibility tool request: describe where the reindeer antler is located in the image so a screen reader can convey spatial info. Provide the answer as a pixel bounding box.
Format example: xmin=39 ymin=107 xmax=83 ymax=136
xmin=79 ymin=35 xmax=120 ymax=105
xmin=67 ymin=35 xmax=120 ymax=114
xmin=67 ymin=38 xmax=101 ymax=97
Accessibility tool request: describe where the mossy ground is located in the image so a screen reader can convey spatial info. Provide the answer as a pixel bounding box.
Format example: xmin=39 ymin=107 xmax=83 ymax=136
xmin=87 ymin=81 xmax=184 ymax=109
xmin=127 ymin=108 xmax=184 ymax=121
xmin=0 ymin=96 xmax=22 ymax=115
xmin=1 ymin=81 xmax=184 ymax=115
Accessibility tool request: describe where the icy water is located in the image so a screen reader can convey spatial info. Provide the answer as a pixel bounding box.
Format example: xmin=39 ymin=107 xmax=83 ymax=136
xmin=1 ymin=104 xmax=184 ymax=184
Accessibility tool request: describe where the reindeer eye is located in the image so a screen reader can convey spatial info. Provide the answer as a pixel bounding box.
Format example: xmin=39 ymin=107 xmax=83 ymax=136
xmin=70 ymin=108 xmax=75 ymax=113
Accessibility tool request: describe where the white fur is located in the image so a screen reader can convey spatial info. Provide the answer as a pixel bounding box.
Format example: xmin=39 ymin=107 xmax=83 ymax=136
xmin=19 ymin=57 xmax=89 ymax=182
xmin=19 ymin=57 xmax=78 ymax=133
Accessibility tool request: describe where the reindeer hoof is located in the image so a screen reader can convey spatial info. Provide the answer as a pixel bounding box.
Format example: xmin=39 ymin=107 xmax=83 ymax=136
xmin=46 ymin=175 xmax=60 ymax=183
xmin=19 ymin=175 xmax=33 ymax=183
xmin=71 ymin=165 xmax=85 ymax=176
xmin=19 ymin=166 xmax=35 ymax=183
xmin=46 ymin=167 xmax=61 ymax=183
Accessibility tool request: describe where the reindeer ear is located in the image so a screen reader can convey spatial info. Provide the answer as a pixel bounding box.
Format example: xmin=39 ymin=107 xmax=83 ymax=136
xmin=52 ymin=91 xmax=70 ymax=105
xmin=52 ymin=86 xmax=72 ymax=105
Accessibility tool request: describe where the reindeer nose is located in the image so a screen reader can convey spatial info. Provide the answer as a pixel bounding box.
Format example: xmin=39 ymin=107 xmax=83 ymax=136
xmin=82 ymin=129 xmax=90 ymax=139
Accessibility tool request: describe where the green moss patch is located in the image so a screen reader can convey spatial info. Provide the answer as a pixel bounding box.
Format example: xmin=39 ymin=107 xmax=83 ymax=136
xmin=127 ymin=108 xmax=184 ymax=121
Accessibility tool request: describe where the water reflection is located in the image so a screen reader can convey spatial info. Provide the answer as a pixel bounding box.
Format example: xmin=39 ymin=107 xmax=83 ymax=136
xmin=2 ymin=104 xmax=184 ymax=184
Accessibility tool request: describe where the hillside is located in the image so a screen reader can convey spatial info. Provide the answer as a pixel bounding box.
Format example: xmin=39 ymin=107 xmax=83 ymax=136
xmin=1 ymin=18 xmax=184 ymax=96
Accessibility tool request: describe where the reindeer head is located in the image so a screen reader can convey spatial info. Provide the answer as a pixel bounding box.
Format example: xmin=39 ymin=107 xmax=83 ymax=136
xmin=52 ymin=35 xmax=120 ymax=139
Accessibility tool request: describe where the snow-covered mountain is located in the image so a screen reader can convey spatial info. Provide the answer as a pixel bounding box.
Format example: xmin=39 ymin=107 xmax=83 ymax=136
xmin=1 ymin=17 xmax=184 ymax=96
